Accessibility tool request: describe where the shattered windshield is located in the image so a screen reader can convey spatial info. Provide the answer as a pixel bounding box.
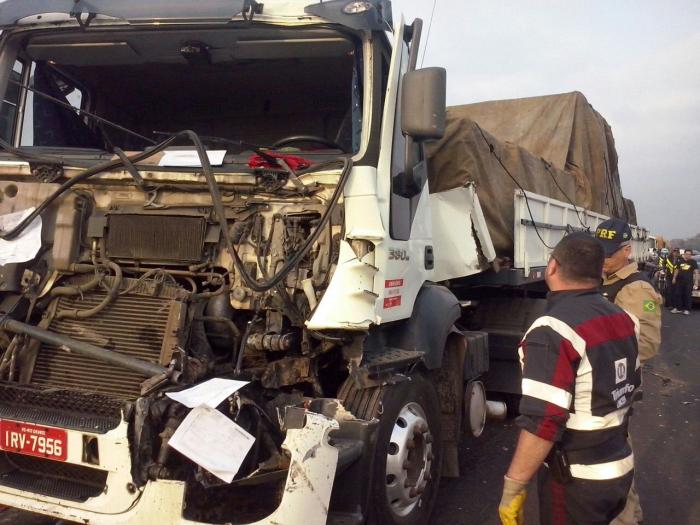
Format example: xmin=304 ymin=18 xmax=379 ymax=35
xmin=1 ymin=26 xmax=364 ymax=156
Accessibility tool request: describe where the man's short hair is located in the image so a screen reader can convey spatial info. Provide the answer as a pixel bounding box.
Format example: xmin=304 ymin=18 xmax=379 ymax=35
xmin=551 ymin=232 xmax=604 ymax=284
xmin=684 ymin=249 xmax=693 ymax=254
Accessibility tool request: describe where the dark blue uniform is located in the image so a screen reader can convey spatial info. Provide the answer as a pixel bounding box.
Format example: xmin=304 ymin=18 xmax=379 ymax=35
xmin=674 ymin=258 xmax=698 ymax=312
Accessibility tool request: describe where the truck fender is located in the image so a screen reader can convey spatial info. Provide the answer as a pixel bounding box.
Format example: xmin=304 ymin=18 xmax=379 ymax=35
xmin=395 ymin=282 xmax=461 ymax=370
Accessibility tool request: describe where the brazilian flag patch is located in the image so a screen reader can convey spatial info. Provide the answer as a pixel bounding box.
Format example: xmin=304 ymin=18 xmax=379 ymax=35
xmin=643 ymin=300 xmax=657 ymax=313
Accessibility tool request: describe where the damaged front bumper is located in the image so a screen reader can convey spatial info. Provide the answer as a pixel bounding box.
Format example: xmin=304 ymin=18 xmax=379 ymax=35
xmin=0 ymin=412 xmax=341 ymax=525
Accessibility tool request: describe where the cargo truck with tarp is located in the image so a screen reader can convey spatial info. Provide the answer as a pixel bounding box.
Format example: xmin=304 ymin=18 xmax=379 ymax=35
xmin=0 ymin=1 xmax=650 ymax=524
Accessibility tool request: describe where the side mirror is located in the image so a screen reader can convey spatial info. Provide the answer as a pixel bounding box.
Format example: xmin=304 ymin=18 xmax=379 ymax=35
xmin=401 ymin=67 xmax=446 ymax=141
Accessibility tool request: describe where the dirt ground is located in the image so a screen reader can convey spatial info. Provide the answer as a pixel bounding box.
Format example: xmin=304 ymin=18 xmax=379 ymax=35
xmin=1 ymin=308 xmax=698 ymax=525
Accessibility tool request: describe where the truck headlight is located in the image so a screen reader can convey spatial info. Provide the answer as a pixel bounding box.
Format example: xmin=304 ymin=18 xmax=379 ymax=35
xmin=342 ymin=1 xmax=373 ymax=14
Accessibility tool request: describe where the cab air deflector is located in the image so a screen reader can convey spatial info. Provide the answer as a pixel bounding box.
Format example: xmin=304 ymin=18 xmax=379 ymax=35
xmin=0 ymin=0 xmax=246 ymax=27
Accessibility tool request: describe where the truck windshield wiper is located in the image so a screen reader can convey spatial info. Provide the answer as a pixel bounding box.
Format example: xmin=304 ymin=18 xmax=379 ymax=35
xmin=0 ymin=137 xmax=67 ymax=166
xmin=8 ymin=77 xmax=157 ymax=147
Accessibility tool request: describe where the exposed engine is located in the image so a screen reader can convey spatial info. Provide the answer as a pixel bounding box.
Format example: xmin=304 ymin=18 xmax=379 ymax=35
xmin=0 ymin=152 xmax=354 ymax=521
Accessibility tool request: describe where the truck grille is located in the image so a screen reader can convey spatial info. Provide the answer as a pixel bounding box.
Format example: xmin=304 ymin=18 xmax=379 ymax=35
xmin=0 ymin=383 xmax=122 ymax=433
xmin=31 ymin=278 xmax=186 ymax=399
xmin=0 ymin=452 xmax=107 ymax=502
xmin=106 ymin=214 xmax=206 ymax=263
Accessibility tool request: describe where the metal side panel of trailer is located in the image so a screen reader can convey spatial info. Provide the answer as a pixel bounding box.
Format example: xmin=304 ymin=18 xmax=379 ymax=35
xmin=513 ymin=190 xmax=651 ymax=274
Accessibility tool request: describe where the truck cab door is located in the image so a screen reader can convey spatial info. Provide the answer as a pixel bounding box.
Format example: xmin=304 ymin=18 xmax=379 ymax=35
xmin=374 ymin=19 xmax=435 ymax=323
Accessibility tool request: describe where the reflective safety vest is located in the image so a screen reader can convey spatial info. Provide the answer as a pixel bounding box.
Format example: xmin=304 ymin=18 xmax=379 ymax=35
xmin=659 ymin=256 xmax=676 ymax=274
xmin=518 ymin=290 xmax=641 ymax=481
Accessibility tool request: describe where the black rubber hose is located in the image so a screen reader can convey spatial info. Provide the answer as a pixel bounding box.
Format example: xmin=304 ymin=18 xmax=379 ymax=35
xmin=183 ymin=129 xmax=352 ymax=293
xmin=2 ymin=128 xmax=351 ymax=295
xmin=49 ymin=272 xmax=103 ymax=297
xmin=195 ymin=316 xmax=242 ymax=339
xmin=0 ymin=134 xmax=179 ymax=241
xmin=113 ymin=147 xmax=150 ymax=189
xmin=55 ymin=261 xmax=122 ymax=320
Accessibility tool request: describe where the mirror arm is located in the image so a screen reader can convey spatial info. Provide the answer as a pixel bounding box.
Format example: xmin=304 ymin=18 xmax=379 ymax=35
xmin=404 ymin=135 xmax=414 ymax=181
xmin=403 ymin=18 xmax=423 ymax=184
xmin=406 ymin=19 xmax=423 ymax=73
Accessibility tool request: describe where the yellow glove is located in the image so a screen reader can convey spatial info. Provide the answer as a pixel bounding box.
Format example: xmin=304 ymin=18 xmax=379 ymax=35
xmin=498 ymin=476 xmax=527 ymax=525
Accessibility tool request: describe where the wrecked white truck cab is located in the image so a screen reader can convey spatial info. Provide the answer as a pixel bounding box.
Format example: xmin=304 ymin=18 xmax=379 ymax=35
xmin=0 ymin=1 xmax=651 ymax=524
xmin=0 ymin=2 xmax=472 ymax=523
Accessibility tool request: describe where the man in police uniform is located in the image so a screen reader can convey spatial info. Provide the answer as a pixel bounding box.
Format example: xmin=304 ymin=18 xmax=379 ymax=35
xmin=597 ymin=218 xmax=662 ymax=362
xmin=671 ymin=249 xmax=699 ymax=315
xmin=499 ymin=233 xmax=641 ymax=524
xmin=656 ymin=247 xmax=674 ymax=304
xmin=666 ymin=248 xmax=681 ymax=307
xmin=658 ymin=247 xmax=674 ymax=274
xmin=596 ymin=218 xmax=662 ymax=525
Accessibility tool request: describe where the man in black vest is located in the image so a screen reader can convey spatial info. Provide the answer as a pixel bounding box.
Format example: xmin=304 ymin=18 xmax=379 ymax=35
xmin=667 ymin=247 xmax=681 ymax=308
xmin=671 ymin=249 xmax=699 ymax=315
xmin=499 ymin=233 xmax=641 ymax=524
xmin=655 ymin=247 xmax=675 ymax=305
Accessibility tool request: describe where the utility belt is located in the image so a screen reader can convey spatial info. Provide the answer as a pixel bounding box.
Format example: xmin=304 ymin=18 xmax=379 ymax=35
xmin=545 ymin=426 xmax=631 ymax=484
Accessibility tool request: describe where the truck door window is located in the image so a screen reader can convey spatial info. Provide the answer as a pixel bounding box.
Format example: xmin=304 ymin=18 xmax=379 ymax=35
xmin=389 ymin=44 xmax=423 ymax=241
xmin=0 ymin=61 xmax=24 ymax=141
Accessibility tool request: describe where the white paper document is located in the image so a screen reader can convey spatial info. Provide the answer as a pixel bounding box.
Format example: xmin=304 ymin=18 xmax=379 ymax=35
xmin=0 ymin=207 xmax=42 ymax=265
xmin=169 ymin=405 xmax=256 ymax=483
xmin=166 ymin=378 xmax=249 ymax=409
xmin=158 ymin=150 xmax=226 ymax=167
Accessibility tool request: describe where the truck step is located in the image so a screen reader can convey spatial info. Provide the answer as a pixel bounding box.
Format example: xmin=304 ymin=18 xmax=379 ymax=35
xmin=0 ymin=453 xmax=107 ymax=502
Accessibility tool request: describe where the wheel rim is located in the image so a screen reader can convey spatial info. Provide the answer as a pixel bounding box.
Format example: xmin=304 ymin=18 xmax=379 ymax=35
xmin=384 ymin=401 xmax=433 ymax=517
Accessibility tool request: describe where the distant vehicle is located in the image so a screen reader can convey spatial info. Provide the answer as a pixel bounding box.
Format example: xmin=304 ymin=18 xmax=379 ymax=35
xmin=693 ymin=255 xmax=700 ymax=305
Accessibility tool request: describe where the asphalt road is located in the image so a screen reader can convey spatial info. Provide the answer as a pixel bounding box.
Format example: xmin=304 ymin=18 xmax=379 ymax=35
xmin=1 ymin=308 xmax=698 ymax=525
xmin=431 ymin=307 xmax=700 ymax=525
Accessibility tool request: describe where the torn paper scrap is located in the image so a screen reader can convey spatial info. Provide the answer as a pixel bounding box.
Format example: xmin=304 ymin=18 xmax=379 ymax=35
xmin=159 ymin=149 xmax=226 ymax=167
xmin=0 ymin=207 xmax=42 ymax=265
xmin=166 ymin=378 xmax=249 ymax=409
xmin=169 ymin=405 xmax=255 ymax=483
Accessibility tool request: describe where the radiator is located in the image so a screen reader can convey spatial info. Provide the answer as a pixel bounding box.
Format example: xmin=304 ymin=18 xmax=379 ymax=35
xmin=31 ymin=278 xmax=186 ymax=399
xmin=106 ymin=214 xmax=206 ymax=263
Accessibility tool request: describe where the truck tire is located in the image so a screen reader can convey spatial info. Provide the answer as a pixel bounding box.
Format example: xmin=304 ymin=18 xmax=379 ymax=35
xmin=339 ymin=374 xmax=443 ymax=525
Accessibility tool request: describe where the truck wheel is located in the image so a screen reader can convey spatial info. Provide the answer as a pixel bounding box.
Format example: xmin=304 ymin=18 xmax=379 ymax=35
xmin=340 ymin=374 xmax=443 ymax=525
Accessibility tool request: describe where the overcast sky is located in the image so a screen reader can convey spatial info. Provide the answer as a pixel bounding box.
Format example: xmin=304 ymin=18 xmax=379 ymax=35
xmin=393 ymin=0 xmax=700 ymax=239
